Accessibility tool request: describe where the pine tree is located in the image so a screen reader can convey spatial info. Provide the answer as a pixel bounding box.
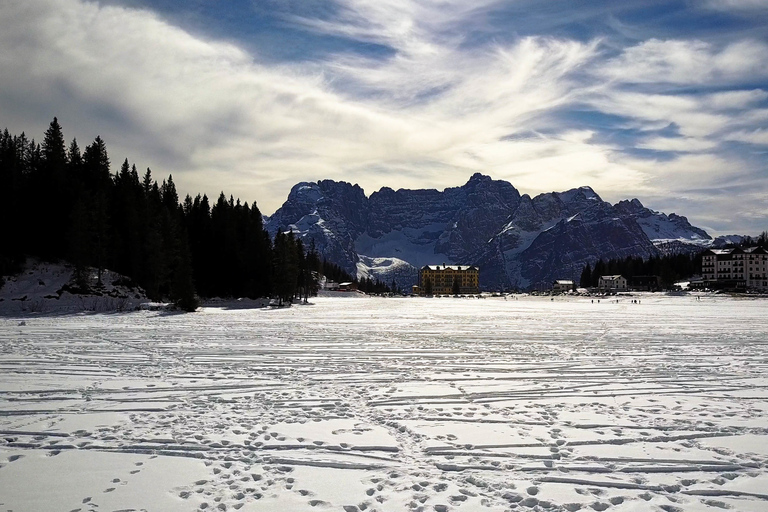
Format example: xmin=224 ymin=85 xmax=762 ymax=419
xmin=142 ymin=168 xmax=153 ymax=195
xmin=272 ymin=231 xmax=299 ymax=305
xmin=78 ymin=138 xmax=112 ymax=285
xmin=28 ymin=118 xmax=69 ymax=258
xmin=0 ymin=130 xmax=26 ymax=273
xmin=168 ymin=215 xmax=198 ymax=312
xmin=68 ymin=198 xmax=92 ymax=290
xmin=592 ymin=259 xmax=605 ymax=287
xmin=42 ymin=117 xmax=67 ymax=169
xmin=580 ymin=263 xmax=592 ymax=288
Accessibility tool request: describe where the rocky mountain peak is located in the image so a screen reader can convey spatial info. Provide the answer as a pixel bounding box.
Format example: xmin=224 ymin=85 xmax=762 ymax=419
xmin=265 ymin=175 xmax=711 ymax=290
xmin=614 ymin=198 xmax=711 ymax=246
xmin=467 ymin=172 xmax=492 ymax=183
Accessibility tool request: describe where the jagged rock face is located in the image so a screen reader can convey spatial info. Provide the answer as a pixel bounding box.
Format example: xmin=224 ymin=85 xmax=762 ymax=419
xmin=433 ymin=174 xmax=522 ymax=262
xmin=266 ymin=180 xmax=369 ymax=274
xmin=614 ymin=198 xmax=711 ymax=244
xmin=265 ymin=174 xmax=710 ymax=290
xmin=358 ymin=173 xmax=521 ymax=271
xmin=516 ymin=203 xmax=659 ymax=287
xmin=468 ymin=188 xmax=660 ymax=289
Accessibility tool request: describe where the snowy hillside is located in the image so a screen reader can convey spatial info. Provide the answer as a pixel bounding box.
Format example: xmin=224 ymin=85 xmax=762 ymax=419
xmin=0 ymin=260 xmax=148 ymax=314
xmin=355 ymin=255 xmax=417 ymax=290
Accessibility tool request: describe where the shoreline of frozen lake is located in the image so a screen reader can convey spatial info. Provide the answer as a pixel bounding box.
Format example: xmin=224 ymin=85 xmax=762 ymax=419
xmin=1 ymin=294 xmax=767 ymax=511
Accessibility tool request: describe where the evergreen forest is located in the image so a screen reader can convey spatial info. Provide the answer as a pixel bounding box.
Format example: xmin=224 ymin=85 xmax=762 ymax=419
xmin=0 ymin=118 xmax=389 ymax=310
xmin=578 ymin=253 xmax=701 ymax=289
xmin=578 ymin=233 xmax=768 ymax=290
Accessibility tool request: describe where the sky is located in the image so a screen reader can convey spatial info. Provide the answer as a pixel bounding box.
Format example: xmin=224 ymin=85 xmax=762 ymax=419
xmin=1 ymin=0 xmax=767 ymax=235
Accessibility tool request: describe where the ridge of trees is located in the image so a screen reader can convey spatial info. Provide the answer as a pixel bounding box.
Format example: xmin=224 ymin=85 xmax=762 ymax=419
xmin=732 ymin=233 xmax=768 ymax=249
xmin=578 ymin=235 xmax=768 ymax=290
xmin=0 ymin=118 xmax=383 ymax=310
xmin=579 ymin=253 xmax=702 ymax=289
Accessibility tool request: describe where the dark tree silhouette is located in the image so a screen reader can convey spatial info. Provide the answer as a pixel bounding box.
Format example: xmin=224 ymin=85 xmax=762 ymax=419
xmin=0 ymin=117 xmax=390 ymax=309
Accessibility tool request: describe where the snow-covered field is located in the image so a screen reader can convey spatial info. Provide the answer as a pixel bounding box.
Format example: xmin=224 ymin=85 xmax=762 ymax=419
xmin=1 ymin=294 xmax=767 ymax=512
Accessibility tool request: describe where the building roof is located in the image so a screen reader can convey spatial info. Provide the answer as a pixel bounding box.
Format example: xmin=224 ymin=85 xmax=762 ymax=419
xmin=554 ymin=280 xmax=573 ymax=285
xmin=600 ymin=275 xmax=625 ymax=280
xmin=421 ymin=265 xmax=478 ymax=271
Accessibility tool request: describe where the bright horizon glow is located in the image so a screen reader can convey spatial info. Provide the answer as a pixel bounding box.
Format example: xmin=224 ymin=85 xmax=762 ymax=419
xmin=1 ymin=0 xmax=767 ymax=235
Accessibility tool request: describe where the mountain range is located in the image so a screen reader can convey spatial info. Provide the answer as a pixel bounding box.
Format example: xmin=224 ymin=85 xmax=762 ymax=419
xmin=265 ymin=173 xmax=717 ymax=291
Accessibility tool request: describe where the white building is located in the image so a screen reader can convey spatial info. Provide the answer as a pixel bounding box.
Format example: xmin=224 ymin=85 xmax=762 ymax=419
xmin=552 ymin=280 xmax=574 ymax=293
xmin=598 ymin=275 xmax=627 ymax=292
xmin=701 ymin=247 xmax=768 ymax=290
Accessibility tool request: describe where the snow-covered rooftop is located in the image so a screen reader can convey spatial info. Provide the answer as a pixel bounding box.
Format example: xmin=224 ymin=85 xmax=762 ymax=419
xmin=421 ymin=264 xmax=477 ymax=271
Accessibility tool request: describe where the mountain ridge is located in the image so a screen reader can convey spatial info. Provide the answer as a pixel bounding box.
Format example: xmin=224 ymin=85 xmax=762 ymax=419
xmin=265 ymin=174 xmax=712 ymax=290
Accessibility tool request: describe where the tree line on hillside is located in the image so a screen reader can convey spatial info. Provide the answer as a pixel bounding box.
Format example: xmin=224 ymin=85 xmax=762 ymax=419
xmin=578 ymin=233 xmax=768 ymax=290
xmin=579 ymin=253 xmax=702 ymax=289
xmin=734 ymin=232 xmax=768 ymax=249
xmin=0 ymin=118 xmax=386 ymax=310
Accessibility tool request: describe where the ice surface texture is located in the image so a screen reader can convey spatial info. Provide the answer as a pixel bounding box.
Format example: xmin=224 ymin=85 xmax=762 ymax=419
xmin=1 ymin=294 xmax=767 ymax=511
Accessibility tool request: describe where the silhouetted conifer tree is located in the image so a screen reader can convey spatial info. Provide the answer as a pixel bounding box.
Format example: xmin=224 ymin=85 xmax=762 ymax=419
xmin=580 ymin=263 xmax=592 ymax=288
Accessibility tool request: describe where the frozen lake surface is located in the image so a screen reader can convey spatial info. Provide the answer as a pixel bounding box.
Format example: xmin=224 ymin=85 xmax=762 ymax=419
xmin=1 ymin=294 xmax=768 ymax=511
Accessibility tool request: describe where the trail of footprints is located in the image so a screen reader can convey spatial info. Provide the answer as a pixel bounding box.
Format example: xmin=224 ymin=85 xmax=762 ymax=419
xmin=54 ymin=460 xmax=148 ymax=512
xmin=3 ymin=386 xmax=767 ymax=512
xmin=3 ymin=306 xmax=768 ymax=512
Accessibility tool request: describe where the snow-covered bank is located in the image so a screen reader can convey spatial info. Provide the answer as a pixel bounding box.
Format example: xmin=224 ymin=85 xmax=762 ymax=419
xmin=0 ymin=259 xmax=149 ymax=315
xmin=1 ymin=295 xmax=767 ymax=511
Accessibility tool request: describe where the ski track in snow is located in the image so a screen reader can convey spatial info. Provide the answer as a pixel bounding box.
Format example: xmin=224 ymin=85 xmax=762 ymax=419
xmin=1 ymin=295 xmax=768 ymax=512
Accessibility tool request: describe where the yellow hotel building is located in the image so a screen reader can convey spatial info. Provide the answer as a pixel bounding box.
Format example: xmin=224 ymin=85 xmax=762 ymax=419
xmin=418 ymin=264 xmax=479 ymax=295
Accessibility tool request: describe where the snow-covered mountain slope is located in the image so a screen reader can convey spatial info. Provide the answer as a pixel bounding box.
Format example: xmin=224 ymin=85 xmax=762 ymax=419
xmin=265 ymin=174 xmax=711 ymax=290
xmin=712 ymin=234 xmax=747 ymax=247
xmin=356 ymin=255 xmax=417 ymax=291
xmin=614 ymin=198 xmax=711 ymax=251
xmin=265 ymin=180 xmax=369 ymax=270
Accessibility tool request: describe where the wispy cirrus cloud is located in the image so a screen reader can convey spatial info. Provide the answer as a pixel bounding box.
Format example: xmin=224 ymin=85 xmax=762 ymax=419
xmin=598 ymin=38 xmax=768 ymax=85
xmin=703 ymin=0 xmax=768 ymax=11
xmin=0 ymin=0 xmax=766 ymax=234
xmin=725 ymin=129 xmax=768 ymax=145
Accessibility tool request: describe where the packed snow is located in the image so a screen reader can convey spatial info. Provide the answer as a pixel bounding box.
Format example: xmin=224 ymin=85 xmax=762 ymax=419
xmin=1 ymin=294 xmax=768 ymax=512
